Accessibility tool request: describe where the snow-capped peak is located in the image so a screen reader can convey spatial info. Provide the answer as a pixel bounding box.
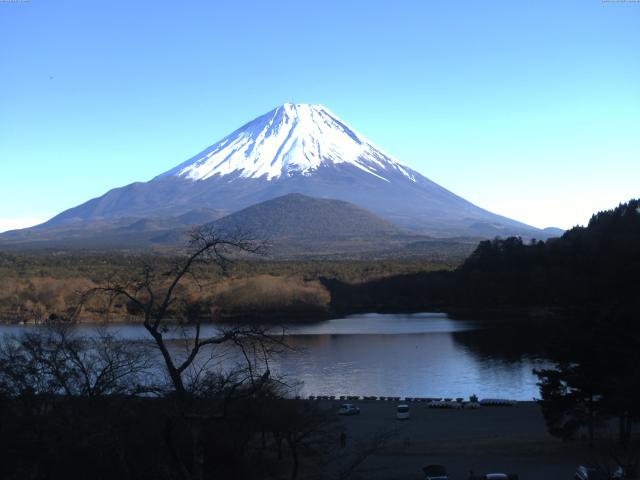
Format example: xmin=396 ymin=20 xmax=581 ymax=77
xmin=160 ymin=103 xmax=417 ymax=182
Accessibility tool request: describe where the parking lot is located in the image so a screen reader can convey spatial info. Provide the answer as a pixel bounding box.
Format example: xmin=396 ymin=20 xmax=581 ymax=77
xmin=323 ymin=400 xmax=590 ymax=479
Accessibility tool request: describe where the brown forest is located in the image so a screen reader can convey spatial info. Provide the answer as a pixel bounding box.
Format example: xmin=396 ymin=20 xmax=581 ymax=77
xmin=0 ymin=255 xmax=454 ymax=324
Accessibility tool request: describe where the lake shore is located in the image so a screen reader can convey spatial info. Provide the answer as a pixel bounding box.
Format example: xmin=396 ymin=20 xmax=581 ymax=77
xmin=0 ymin=304 xmax=571 ymax=325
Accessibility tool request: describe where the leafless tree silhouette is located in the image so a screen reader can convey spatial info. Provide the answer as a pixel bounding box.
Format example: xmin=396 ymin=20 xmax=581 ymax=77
xmin=89 ymin=225 xmax=278 ymax=397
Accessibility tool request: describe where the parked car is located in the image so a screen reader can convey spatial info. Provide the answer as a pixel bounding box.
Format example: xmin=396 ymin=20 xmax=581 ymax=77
xmin=575 ymin=465 xmax=625 ymax=480
xmin=338 ymin=403 xmax=360 ymax=416
xmin=422 ymin=464 xmax=448 ymax=480
xmin=396 ymin=404 xmax=410 ymax=420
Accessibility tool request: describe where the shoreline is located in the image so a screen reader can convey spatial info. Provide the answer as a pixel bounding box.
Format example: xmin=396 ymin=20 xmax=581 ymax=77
xmin=0 ymin=305 xmax=574 ymax=325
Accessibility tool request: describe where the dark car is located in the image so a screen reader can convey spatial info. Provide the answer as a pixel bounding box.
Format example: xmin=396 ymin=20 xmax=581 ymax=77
xmin=337 ymin=403 xmax=360 ymax=416
xmin=422 ymin=464 xmax=448 ymax=480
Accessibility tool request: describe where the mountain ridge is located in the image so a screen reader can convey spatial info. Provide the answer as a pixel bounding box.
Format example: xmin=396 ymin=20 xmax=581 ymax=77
xmin=1 ymin=103 xmax=560 ymax=246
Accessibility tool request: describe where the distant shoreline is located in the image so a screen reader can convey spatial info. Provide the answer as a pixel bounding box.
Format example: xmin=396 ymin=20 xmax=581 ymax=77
xmin=0 ymin=305 xmax=572 ymax=326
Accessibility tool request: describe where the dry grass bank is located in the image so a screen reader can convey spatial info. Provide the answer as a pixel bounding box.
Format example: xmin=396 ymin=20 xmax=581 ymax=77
xmin=0 ymin=274 xmax=332 ymax=323
xmin=213 ymin=274 xmax=330 ymax=319
xmin=0 ymin=253 xmax=455 ymax=323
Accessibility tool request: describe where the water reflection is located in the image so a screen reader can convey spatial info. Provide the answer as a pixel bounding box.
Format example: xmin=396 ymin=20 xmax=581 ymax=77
xmin=0 ymin=313 xmax=550 ymax=400
xmin=451 ymin=320 xmax=553 ymax=361
xmin=284 ymin=312 xmax=479 ymax=335
xmin=272 ymin=331 xmax=547 ymax=400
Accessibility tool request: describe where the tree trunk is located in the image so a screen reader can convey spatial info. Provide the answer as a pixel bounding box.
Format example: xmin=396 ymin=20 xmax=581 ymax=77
xmin=191 ymin=422 xmax=204 ymax=480
xmin=145 ymin=323 xmax=186 ymax=396
xmin=164 ymin=417 xmax=191 ymax=480
xmin=276 ymin=434 xmax=283 ymax=460
xmin=618 ymin=412 xmax=632 ymax=446
xmin=286 ymin=435 xmax=299 ymax=480
xmin=588 ymin=396 xmax=595 ymax=447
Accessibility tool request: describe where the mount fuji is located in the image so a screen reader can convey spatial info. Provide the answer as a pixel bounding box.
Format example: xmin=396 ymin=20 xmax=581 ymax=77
xmin=2 ymin=103 xmax=554 ymax=250
xmin=159 ymin=103 xmax=417 ymax=183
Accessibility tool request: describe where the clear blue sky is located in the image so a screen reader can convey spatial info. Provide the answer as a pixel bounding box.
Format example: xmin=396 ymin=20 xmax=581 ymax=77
xmin=1 ymin=0 xmax=638 ymax=232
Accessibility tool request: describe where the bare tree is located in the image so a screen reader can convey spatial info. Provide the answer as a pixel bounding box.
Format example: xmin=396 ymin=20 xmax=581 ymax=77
xmin=26 ymin=226 xmax=361 ymax=480
xmin=0 ymin=324 xmax=152 ymax=398
xmin=89 ymin=225 xmax=275 ymax=398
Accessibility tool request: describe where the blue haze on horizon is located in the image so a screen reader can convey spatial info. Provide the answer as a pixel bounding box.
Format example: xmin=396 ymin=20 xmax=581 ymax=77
xmin=0 ymin=0 xmax=638 ymax=232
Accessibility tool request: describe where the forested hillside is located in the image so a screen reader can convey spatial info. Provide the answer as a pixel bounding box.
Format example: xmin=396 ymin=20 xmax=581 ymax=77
xmin=324 ymin=199 xmax=640 ymax=316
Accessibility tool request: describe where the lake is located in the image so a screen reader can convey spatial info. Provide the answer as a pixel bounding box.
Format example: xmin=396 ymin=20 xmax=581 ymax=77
xmin=0 ymin=312 xmax=552 ymax=400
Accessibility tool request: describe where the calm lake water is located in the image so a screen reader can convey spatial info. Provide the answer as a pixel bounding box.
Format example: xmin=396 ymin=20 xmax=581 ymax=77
xmin=0 ymin=313 xmax=551 ymax=400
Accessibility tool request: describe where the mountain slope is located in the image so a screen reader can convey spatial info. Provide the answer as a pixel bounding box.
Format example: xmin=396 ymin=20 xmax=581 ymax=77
xmin=2 ymin=103 xmax=556 ymax=245
xmin=211 ymin=193 xmax=403 ymax=239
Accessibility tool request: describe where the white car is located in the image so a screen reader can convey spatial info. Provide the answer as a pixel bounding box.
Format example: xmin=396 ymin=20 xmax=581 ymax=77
xmin=396 ymin=404 xmax=410 ymax=420
xmin=338 ymin=403 xmax=360 ymax=416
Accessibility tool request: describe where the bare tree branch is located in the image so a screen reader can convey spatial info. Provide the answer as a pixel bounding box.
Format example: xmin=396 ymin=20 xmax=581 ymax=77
xmin=86 ymin=226 xmax=271 ymax=398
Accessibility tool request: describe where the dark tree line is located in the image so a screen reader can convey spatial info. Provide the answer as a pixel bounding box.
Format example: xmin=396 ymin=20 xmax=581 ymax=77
xmin=457 ymin=199 xmax=640 ymax=311
xmin=535 ymin=310 xmax=640 ymax=444
xmin=533 ymin=309 xmax=640 ymax=479
xmin=323 ymin=198 xmax=640 ymax=316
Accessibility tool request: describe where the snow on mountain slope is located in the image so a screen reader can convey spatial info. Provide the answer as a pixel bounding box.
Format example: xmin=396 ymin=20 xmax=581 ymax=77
xmin=159 ymin=103 xmax=416 ymax=183
xmin=2 ymin=102 xmax=557 ymax=245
